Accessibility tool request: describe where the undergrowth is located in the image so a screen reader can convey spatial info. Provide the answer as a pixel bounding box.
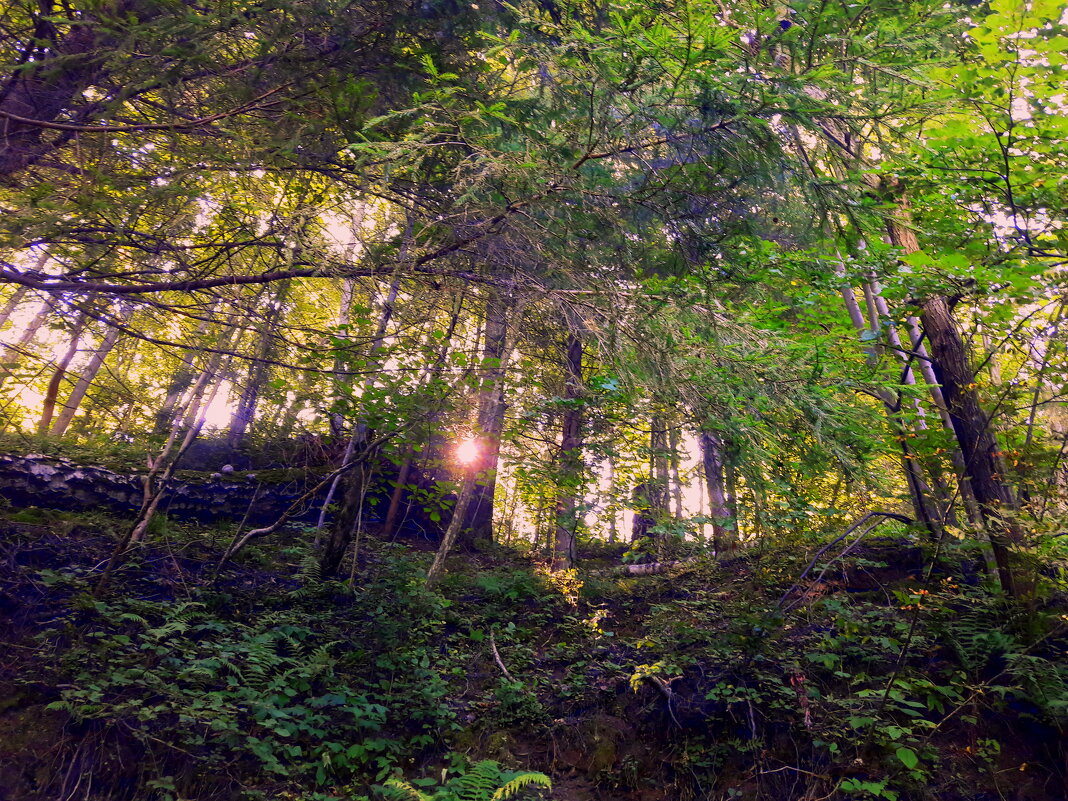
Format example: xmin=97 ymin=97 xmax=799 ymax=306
xmin=2 ymin=518 xmax=1066 ymax=801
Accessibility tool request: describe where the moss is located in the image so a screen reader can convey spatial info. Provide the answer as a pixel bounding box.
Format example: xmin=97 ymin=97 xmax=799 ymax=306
xmin=578 ymin=715 xmax=625 ymax=775
xmin=483 ymin=730 xmax=518 ymax=763
xmin=6 ymin=507 xmax=57 ymax=525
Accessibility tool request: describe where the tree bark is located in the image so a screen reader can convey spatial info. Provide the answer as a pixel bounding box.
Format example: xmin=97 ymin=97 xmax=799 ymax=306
xmin=51 ymin=306 xmax=131 ymax=437
xmin=920 ymin=295 xmax=1019 ymax=595
xmin=0 ymin=298 xmax=51 ymax=390
xmin=426 ymin=472 xmax=477 ymax=587
xmin=154 ymin=312 xmax=216 ymax=434
xmin=882 ymin=183 xmax=1019 ymax=595
xmin=37 ymin=314 xmax=88 ymax=435
xmin=668 ymin=425 xmax=684 ymax=518
xmin=700 ymin=431 xmax=734 ymax=555
xmin=465 ymin=289 xmax=512 ymax=543
xmin=552 ymin=333 xmax=583 ymax=571
xmin=319 ymin=272 xmax=402 ymax=577
xmin=228 ymin=282 xmax=289 ymax=447
xmin=0 ymin=286 xmax=28 ymax=330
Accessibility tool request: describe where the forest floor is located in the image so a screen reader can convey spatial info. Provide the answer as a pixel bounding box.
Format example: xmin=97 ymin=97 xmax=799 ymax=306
xmin=0 ymin=506 xmax=1066 ymax=801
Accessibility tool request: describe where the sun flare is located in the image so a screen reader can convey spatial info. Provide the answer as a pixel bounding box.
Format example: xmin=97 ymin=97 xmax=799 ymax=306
xmin=455 ymin=437 xmax=480 ymax=466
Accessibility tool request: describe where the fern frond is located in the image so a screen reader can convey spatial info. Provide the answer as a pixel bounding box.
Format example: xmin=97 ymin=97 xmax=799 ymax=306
xmin=454 ymin=760 xmax=502 ymax=801
xmin=491 ymin=772 xmax=551 ymax=800
xmin=377 ymin=777 xmax=432 ymax=801
xmin=298 ymin=554 xmax=323 ymax=583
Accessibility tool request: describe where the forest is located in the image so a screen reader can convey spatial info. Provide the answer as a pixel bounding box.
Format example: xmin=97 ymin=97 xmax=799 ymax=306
xmin=0 ymin=0 xmax=1066 ymax=799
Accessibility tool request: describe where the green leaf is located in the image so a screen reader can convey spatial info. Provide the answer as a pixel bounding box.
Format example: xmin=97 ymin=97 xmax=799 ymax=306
xmin=896 ymin=746 xmax=918 ymax=770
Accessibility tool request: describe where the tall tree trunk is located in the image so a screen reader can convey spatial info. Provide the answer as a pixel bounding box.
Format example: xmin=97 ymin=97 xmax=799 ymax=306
xmin=381 ymin=290 xmax=465 ymax=540
xmin=0 ymin=298 xmax=51 ymax=390
xmin=864 ymin=275 xmax=960 ymax=527
xmin=330 ymin=276 xmax=359 ymax=438
xmin=606 ymin=455 xmax=618 ymax=543
xmin=648 ymin=413 xmax=670 ymax=553
xmin=696 ymin=453 xmax=707 ymax=543
xmin=228 ymin=282 xmax=289 ymax=448
xmin=154 ymin=312 xmax=215 ymax=435
xmin=725 ymin=443 xmax=740 ymax=540
xmin=700 ymin=431 xmax=733 ymax=555
xmin=921 ymin=296 xmax=1020 ymax=595
xmin=51 ymin=306 xmax=131 ymax=437
xmin=465 ymin=289 xmax=513 ymax=543
xmin=834 ymin=258 xmax=946 ymax=540
xmin=883 ymin=183 xmax=1019 ymax=596
xmin=0 ymin=286 xmax=28 ymax=330
xmin=903 ymin=315 xmax=983 ymax=524
xmin=668 ymin=425 xmax=684 ymax=518
xmin=381 ymin=448 xmax=415 ymax=539
xmin=423 ymin=293 xmax=522 ymax=581
xmin=37 ymin=314 xmax=87 ymax=435
xmin=553 ymin=333 xmax=583 ymax=571
xmin=426 ymin=472 xmax=477 ymax=587
xmin=319 ymin=272 xmax=403 ymax=577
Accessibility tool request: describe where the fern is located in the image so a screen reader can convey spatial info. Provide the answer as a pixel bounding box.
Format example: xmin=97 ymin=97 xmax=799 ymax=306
xmin=944 ymin=611 xmax=1016 ymax=671
xmin=374 ymin=762 xmax=551 ymax=801
xmin=454 ymin=761 xmax=550 ymax=801
xmin=377 ymin=777 xmax=431 ymax=801
xmin=491 ymin=771 xmax=552 ymax=801
xmin=1005 ymin=653 xmax=1068 ymax=718
xmin=454 ymin=761 xmax=501 ymax=801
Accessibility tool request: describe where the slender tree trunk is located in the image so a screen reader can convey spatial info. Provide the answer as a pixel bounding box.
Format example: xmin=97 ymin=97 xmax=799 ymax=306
xmin=154 ymin=313 xmax=215 ymax=435
xmin=668 ymin=425 xmax=683 ymax=518
xmin=330 ymin=276 xmax=358 ymax=438
xmin=882 ymin=183 xmax=1019 ymax=596
xmin=0 ymin=286 xmax=28 ymax=330
xmin=700 ymin=431 xmax=733 ymax=555
xmin=51 ymin=306 xmax=131 ymax=437
xmin=921 ymin=296 xmax=1019 ymax=595
xmin=606 ymin=455 xmax=618 ymax=544
xmin=319 ymin=272 xmax=403 ymax=577
xmin=382 ymin=448 xmax=415 ymax=539
xmin=38 ymin=315 xmax=87 ymax=435
xmin=904 ymin=315 xmax=983 ymax=524
xmin=648 ymin=413 xmax=670 ymax=554
xmin=228 ymin=282 xmax=289 ymax=448
xmin=0 ymin=298 xmax=51 ymax=390
xmin=695 ymin=454 xmax=707 ymax=543
xmin=95 ymin=365 xmax=228 ymax=596
xmin=725 ymin=441 xmax=741 ymax=540
xmin=381 ymin=290 xmax=465 ymax=540
xmin=426 ymin=472 xmax=477 ymax=587
xmin=422 ymin=293 xmax=522 ymax=580
xmin=834 ymin=258 xmax=945 ymax=540
xmin=864 ymin=275 xmax=960 ymax=526
xmin=465 ymin=289 xmax=512 ymax=543
xmin=553 ymin=333 xmax=583 ymax=571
